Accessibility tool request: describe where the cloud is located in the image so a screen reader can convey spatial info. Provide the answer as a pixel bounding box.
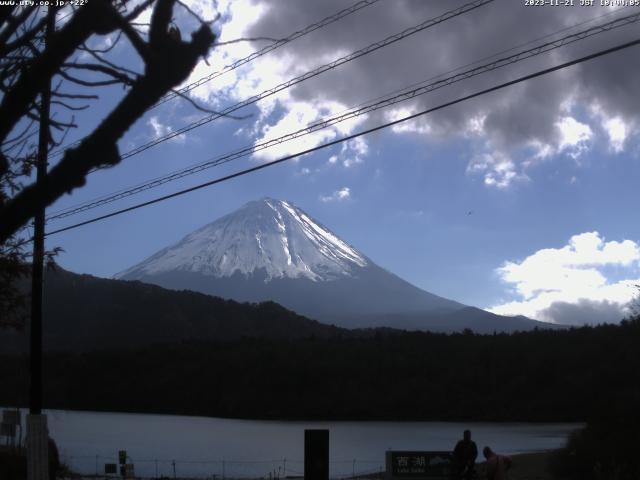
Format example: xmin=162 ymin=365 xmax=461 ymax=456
xmin=183 ymin=0 xmax=218 ymax=22
xmin=340 ymin=138 xmax=368 ymax=168
xmin=466 ymin=152 xmax=524 ymax=189
xmin=604 ymin=116 xmax=628 ymax=153
xmin=557 ymin=116 xmax=592 ymax=159
xmin=465 ymin=115 xmax=593 ymax=187
xmin=320 ymin=187 xmax=351 ymax=202
xmin=207 ymin=0 xmax=640 ymax=185
xmin=386 ymin=107 xmax=431 ymax=135
xmin=489 ymin=232 xmax=640 ymax=325
xmin=543 ymin=299 xmax=630 ymax=326
xmin=148 ymin=117 xmax=186 ymax=144
xmin=325 ymin=141 xmax=369 ymax=168
xmin=248 ymin=97 xmax=370 ymax=164
xmin=176 ymin=0 xmax=373 ymax=166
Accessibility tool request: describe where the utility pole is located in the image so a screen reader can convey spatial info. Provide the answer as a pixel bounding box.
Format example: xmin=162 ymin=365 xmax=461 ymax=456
xmin=27 ymin=6 xmax=54 ymax=480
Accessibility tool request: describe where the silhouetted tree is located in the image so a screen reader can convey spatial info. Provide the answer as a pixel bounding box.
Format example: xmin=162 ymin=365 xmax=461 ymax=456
xmin=0 ymin=0 xmax=217 ymax=325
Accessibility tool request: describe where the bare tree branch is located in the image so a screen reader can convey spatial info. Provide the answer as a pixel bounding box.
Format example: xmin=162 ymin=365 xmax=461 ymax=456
xmin=171 ymin=87 xmax=252 ymax=119
xmin=59 ymin=69 xmax=127 ymax=87
xmin=52 ymin=92 xmax=99 ymax=100
xmin=124 ymin=0 xmax=157 ymax=22
xmin=0 ymin=0 xmax=216 ymax=242
xmin=51 ymin=100 xmax=90 ymax=111
xmin=62 ymin=62 xmax=136 ymax=84
xmin=78 ymin=43 xmax=142 ymax=77
xmin=0 ymin=0 xmax=123 ymax=144
xmin=0 ymin=6 xmax=17 ymax=30
xmin=49 ymin=118 xmax=78 ymax=131
xmin=81 ymin=30 xmax=124 ymax=54
xmin=1 ymin=117 xmax=37 ymax=147
xmin=0 ymin=16 xmax=48 ymax=59
xmin=114 ymin=12 xmax=153 ymax=62
xmin=0 ymin=6 xmax=37 ymax=51
xmin=216 ymin=36 xmax=280 ymax=46
xmin=149 ymin=0 xmax=173 ymax=47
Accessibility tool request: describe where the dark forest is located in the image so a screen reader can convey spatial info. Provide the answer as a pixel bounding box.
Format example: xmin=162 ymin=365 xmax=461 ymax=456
xmin=1 ymin=319 xmax=639 ymax=422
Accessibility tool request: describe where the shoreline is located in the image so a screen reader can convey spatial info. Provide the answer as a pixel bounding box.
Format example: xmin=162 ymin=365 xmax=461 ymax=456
xmin=0 ymin=405 xmax=586 ymax=424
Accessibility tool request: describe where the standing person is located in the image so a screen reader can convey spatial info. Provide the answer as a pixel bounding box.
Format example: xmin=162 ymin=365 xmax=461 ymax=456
xmin=482 ymin=447 xmax=512 ymax=480
xmin=453 ymin=430 xmax=478 ymax=479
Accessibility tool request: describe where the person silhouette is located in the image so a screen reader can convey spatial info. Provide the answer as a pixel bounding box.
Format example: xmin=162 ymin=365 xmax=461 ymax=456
xmin=453 ymin=430 xmax=478 ymax=479
xmin=482 ymin=446 xmax=512 ymax=480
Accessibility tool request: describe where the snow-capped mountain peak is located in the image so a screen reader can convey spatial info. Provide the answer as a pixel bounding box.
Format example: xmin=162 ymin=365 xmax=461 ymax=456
xmin=116 ymin=198 xmax=367 ymax=282
xmin=114 ymin=198 xmax=550 ymax=333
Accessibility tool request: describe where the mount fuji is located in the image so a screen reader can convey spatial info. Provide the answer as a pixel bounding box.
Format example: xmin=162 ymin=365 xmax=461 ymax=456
xmin=116 ymin=198 xmax=553 ymax=332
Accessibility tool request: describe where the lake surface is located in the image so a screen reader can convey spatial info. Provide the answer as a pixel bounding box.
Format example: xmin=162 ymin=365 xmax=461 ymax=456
xmin=9 ymin=409 xmax=580 ymax=478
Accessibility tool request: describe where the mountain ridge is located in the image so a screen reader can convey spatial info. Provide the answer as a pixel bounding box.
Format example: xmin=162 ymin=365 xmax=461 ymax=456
xmin=0 ymin=268 xmax=347 ymax=353
xmin=117 ymin=198 xmax=556 ymax=332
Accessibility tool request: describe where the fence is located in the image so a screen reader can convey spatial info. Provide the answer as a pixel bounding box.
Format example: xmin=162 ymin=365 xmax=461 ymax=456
xmin=60 ymin=454 xmax=386 ymax=480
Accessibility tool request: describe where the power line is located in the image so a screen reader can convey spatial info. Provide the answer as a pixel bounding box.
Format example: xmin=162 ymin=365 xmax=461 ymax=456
xmin=48 ymin=0 xmax=494 ymax=166
xmin=113 ymin=0 xmax=494 ymax=160
xmin=46 ymin=10 xmax=640 ymax=221
xmin=48 ymin=4 xmax=633 ymax=218
xmin=43 ymin=37 xmax=640 ymax=238
xmin=47 ymin=0 xmax=382 ymax=158
xmin=44 ymin=0 xmax=495 ymax=220
xmin=338 ymin=4 xmax=635 ymax=116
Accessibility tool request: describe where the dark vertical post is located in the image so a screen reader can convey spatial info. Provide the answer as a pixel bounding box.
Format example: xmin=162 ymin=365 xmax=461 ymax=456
xmin=30 ymin=3 xmax=54 ymax=418
xmin=27 ymin=7 xmax=54 ymax=480
xmin=304 ymin=429 xmax=329 ymax=480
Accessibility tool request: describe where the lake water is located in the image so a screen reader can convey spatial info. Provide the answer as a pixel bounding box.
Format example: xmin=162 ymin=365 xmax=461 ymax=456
xmin=7 ymin=409 xmax=580 ymax=478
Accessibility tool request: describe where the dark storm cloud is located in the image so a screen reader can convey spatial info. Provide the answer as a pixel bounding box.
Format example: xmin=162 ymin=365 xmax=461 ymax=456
xmin=243 ymin=0 xmax=639 ymax=158
xmin=543 ymin=298 xmax=629 ymax=325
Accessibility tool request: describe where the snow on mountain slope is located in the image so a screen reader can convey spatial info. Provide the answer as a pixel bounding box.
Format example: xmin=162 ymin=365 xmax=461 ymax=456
xmin=115 ymin=198 xmax=554 ymax=332
xmin=116 ymin=198 xmax=368 ymax=282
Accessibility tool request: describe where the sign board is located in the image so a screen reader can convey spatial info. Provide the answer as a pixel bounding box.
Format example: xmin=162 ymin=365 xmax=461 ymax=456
xmin=386 ymin=451 xmax=454 ymax=479
xmin=119 ymin=450 xmax=127 ymax=464
xmin=2 ymin=410 xmax=20 ymax=425
xmin=105 ymin=463 xmax=117 ymax=474
xmin=1 ymin=422 xmax=16 ymax=437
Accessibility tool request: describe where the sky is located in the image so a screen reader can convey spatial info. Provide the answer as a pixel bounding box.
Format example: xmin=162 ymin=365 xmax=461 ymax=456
xmin=37 ymin=0 xmax=640 ymax=326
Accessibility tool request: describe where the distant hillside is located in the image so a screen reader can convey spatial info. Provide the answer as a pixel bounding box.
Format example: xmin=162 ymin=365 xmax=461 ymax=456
xmin=331 ymin=307 xmax=546 ymax=333
xmin=0 ymin=268 xmax=346 ymax=353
